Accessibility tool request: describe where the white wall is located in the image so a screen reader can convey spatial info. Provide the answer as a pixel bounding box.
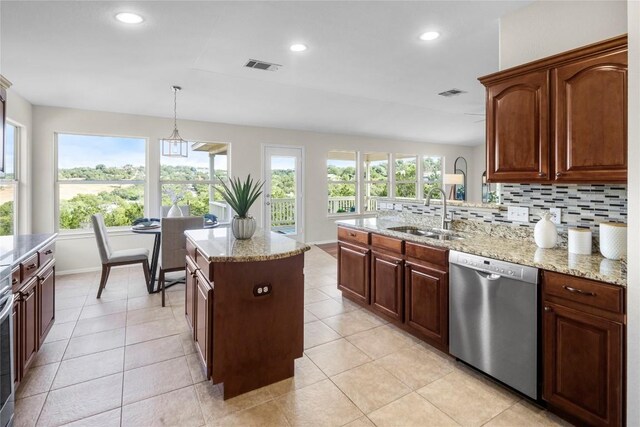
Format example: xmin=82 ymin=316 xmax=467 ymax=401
xmin=499 ymin=0 xmax=627 ymax=69
xmin=500 ymin=0 xmax=634 ymax=423
xmin=30 ymin=106 xmax=475 ymax=272
xmin=625 ymin=1 xmax=639 ymax=424
xmin=6 ymin=90 xmax=33 ymax=234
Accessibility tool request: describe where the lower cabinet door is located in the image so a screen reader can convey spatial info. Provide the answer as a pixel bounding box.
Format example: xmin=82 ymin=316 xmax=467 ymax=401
xmin=185 ymin=259 xmax=197 ymax=334
xmin=404 ymin=262 xmax=448 ymax=348
xmin=337 ymin=243 xmax=370 ymax=304
xmin=543 ymin=302 xmax=623 ymax=427
xmin=195 ymin=270 xmax=213 ymax=378
xmin=38 ymin=265 xmax=55 ymax=346
xmin=21 ymin=278 xmax=39 ymax=373
xmin=13 ymin=297 xmax=21 ymax=386
xmin=371 ymin=251 xmax=403 ymax=321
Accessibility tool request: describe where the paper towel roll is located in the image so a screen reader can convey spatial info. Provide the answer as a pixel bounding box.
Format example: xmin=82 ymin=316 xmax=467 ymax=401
xmin=568 ymin=228 xmax=592 ymax=255
xmin=600 ymin=222 xmax=627 ymax=260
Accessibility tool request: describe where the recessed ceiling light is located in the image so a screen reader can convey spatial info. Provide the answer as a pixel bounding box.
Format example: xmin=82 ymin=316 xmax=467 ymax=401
xmin=115 ymin=12 xmax=144 ymax=24
xmin=290 ymin=44 xmax=308 ymax=52
xmin=419 ymin=31 xmax=440 ymax=41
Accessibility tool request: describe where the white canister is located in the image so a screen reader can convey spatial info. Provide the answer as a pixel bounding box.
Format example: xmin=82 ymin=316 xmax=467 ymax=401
xmin=534 ymin=212 xmax=558 ymax=249
xmin=568 ymin=228 xmax=592 ymax=255
xmin=599 ymin=222 xmax=627 ymax=260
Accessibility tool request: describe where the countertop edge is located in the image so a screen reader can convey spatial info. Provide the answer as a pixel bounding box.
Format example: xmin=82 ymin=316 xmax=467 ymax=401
xmin=336 ymin=221 xmax=626 ymax=287
xmin=6 ymin=233 xmax=58 ymax=268
xmin=201 ymin=246 xmax=311 ymax=263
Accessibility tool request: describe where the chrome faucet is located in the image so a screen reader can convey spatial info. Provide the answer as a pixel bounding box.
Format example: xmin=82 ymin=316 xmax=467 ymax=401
xmin=424 ymin=188 xmax=450 ymax=230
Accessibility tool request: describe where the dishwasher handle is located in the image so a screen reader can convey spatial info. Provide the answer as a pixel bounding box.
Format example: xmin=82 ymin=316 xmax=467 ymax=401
xmin=475 ymin=270 xmax=501 ymax=281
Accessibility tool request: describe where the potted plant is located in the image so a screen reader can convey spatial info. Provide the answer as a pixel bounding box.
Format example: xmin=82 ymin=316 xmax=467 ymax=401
xmin=217 ymin=174 xmax=264 ymax=239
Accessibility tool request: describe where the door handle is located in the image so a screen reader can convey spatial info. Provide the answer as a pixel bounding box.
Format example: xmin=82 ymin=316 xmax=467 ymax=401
xmin=266 ymin=202 xmax=271 ymax=206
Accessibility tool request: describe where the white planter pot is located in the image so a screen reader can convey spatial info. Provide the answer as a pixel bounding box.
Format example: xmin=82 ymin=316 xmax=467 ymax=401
xmin=167 ymin=203 xmax=183 ymax=218
xmin=534 ymin=212 xmax=557 ymax=249
xmin=231 ymin=216 xmax=256 ymax=240
xmin=599 ymin=222 xmax=627 ymax=260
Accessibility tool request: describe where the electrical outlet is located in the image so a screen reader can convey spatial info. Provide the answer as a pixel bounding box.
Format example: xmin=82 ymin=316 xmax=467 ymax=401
xmin=253 ymin=283 xmax=272 ymax=297
xmin=549 ymin=208 xmax=562 ymax=225
xmin=507 ymin=206 xmax=529 ymax=223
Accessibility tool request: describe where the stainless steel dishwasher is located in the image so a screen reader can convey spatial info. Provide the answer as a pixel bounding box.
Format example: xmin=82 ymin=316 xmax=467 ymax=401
xmin=449 ymin=250 xmax=539 ymax=399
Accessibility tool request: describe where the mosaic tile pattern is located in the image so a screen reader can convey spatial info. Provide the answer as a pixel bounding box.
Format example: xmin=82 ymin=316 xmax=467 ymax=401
xmin=377 ymin=184 xmax=627 ymax=236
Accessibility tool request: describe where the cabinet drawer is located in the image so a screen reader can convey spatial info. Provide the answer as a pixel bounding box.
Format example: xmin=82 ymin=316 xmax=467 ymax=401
xmin=543 ymin=271 xmax=624 ymax=314
xmin=20 ymin=253 xmax=39 ymax=284
xmin=196 ymin=249 xmax=214 ymax=282
xmin=405 ymin=242 xmax=448 ymax=267
xmin=38 ymin=242 xmax=55 ymax=267
xmin=338 ymin=227 xmax=369 ymax=246
xmin=11 ymin=266 xmax=20 ymax=293
xmin=371 ymin=234 xmax=403 ymax=254
xmin=186 ymin=238 xmax=197 ymax=262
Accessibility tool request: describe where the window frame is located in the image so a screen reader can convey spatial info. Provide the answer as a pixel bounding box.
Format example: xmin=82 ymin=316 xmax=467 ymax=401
xmin=159 ymin=140 xmax=231 ymax=223
xmin=327 ymin=150 xmax=359 ymax=217
xmin=362 ymin=152 xmax=390 ymax=213
xmin=54 ymin=132 xmax=148 ymax=234
xmin=422 ymin=156 xmax=444 ymax=200
xmin=0 ymin=122 xmax=19 ymax=236
xmin=392 ymin=153 xmax=419 ymax=200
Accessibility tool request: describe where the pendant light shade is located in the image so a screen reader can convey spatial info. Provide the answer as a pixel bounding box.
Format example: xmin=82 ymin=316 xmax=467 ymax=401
xmin=161 ymin=85 xmax=188 ymax=157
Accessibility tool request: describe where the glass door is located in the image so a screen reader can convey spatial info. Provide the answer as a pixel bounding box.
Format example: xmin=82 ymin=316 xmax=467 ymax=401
xmin=263 ymin=146 xmax=303 ymax=241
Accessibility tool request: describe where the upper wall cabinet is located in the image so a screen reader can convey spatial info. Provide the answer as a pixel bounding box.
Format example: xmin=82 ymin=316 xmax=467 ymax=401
xmin=480 ymin=35 xmax=627 ymax=184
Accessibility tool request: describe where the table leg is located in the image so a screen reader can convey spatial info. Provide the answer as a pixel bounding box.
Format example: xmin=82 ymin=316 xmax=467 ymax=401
xmin=148 ymin=233 xmax=161 ymax=293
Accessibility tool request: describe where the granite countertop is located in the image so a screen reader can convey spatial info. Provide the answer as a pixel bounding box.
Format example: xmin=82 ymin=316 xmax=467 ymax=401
xmin=185 ymin=227 xmax=311 ymax=263
xmin=0 ymin=233 xmax=58 ymax=282
xmin=337 ymin=218 xmax=626 ymax=287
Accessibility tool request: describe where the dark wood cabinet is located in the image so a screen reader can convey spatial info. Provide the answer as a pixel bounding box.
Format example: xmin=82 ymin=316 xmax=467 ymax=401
xmin=371 ymin=251 xmax=403 ymax=321
xmin=185 ymin=258 xmax=197 ymax=334
xmin=337 ymin=242 xmax=370 ymax=304
xmin=21 ymin=277 xmax=38 ymax=373
xmin=480 ymin=35 xmax=627 ymax=184
xmin=404 ymin=261 xmax=448 ymax=349
xmin=554 ymin=49 xmax=627 ymax=182
xmin=195 ymin=270 xmax=213 ymax=378
xmin=485 ymin=70 xmax=550 ymax=182
xmin=0 ymin=78 xmax=6 ymax=174
xmin=38 ymin=264 xmax=55 ymax=346
xmin=542 ymin=271 xmax=625 ymax=427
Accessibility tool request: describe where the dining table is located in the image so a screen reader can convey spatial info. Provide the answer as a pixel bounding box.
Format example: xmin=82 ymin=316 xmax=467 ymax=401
xmin=131 ymin=220 xmax=219 ymax=293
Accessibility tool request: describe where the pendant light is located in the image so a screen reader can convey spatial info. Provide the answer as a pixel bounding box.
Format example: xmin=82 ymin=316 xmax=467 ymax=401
xmin=161 ymin=85 xmax=188 ymax=157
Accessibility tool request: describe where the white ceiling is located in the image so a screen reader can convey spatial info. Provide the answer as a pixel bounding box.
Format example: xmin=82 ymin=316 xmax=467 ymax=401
xmin=0 ymin=1 xmax=529 ymax=146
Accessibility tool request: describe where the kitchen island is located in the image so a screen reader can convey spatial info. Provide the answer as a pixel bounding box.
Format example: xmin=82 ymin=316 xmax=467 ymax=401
xmin=184 ymin=227 xmax=310 ymax=399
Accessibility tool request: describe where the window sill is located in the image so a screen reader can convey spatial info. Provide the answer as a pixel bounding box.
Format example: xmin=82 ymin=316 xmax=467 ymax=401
xmin=57 ymin=228 xmax=140 ymax=240
xmin=327 ymin=213 xmax=377 ymax=220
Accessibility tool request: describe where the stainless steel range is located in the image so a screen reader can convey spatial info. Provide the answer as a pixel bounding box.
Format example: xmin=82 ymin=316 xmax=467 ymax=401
xmin=449 ymin=251 xmax=539 ymax=399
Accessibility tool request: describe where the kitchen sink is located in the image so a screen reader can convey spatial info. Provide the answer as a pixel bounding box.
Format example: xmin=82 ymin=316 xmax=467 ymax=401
xmin=386 ymin=226 xmax=464 ymax=240
xmin=424 ymin=234 xmax=465 ymax=241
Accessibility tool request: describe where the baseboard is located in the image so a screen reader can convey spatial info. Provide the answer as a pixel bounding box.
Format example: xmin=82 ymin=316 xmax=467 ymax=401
xmin=56 ymin=266 xmax=102 ymax=276
xmin=307 ymin=239 xmax=337 ymax=245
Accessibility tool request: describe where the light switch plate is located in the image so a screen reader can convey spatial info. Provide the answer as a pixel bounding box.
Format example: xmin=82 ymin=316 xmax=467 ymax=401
xmin=507 ymin=206 xmax=529 ymax=223
xmin=549 ymin=208 xmax=562 ymax=225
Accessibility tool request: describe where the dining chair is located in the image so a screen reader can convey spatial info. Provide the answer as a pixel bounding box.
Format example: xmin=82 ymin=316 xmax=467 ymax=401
xmin=159 ymin=216 xmax=204 ymax=306
xmin=161 ymin=205 xmax=191 ymax=217
xmin=91 ymin=213 xmax=151 ymax=298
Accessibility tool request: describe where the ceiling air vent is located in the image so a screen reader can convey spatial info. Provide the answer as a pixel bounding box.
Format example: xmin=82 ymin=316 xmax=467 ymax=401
xmin=438 ymin=88 xmax=467 ymax=97
xmin=244 ymin=59 xmax=281 ymax=71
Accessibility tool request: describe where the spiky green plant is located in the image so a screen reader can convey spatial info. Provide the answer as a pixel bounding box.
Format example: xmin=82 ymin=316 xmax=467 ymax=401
xmin=216 ymin=174 xmax=264 ymax=218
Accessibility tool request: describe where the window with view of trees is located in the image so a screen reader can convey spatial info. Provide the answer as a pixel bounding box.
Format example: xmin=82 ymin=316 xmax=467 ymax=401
xmin=363 ymin=153 xmax=388 ymax=212
xmin=56 ymin=134 xmax=146 ymax=230
xmin=423 ymin=156 xmax=443 ymax=199
xmin=0 ymin=123 xmax=18 ymax=236
xmin=394 ymin=154 xmax=418 ymax=199
xmin=160 ymin=142 xmax=229 ymax=221
xmin=327 ymin=151 xmax=357 ymax=214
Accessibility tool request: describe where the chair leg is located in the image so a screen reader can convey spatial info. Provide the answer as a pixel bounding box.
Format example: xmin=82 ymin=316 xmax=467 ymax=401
xmin=142 ymin=259 xmax=151 ymax=289
xmin=97 ymin=265 xmax=111 ymax=298
xmin=160 ymin=269 xmax=166 ymax=307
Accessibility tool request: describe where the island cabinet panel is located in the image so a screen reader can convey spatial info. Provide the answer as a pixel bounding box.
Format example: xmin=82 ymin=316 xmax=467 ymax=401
xmin=371 ymin=251 xmax=403 ymax=321
xmin=554 ymin=49 xmax=628 ymax=182
xmin=38 ymin=264 xmax=55 ymax=346
xmin=337 ymin=242 xmax=370 ymax=305
xmin=194 ymin=269 xmax=213 ymax=378
xmin=485 ymin=70 xmax=550 ymax=182
xmin=404 ymin=261 xmax=448 ymax=349
xmin=21 ymin=277 xmax=39 ymax=373
xmin=13 ymin=297 xmax=21 ymax=386
xmin=185 ymin=257 xmax=197 ymax=334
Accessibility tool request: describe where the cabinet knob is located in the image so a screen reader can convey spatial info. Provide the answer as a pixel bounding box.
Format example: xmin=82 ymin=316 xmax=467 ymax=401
xmin=544 ymin=306 xmax=553 ymax=312
xmin=556 ymin=172 xmax=562 ymax=178
xmin=348 ymin=232 xmax=356 ymax=237
xmin=538 ymin=172 xmax=546 ymax=177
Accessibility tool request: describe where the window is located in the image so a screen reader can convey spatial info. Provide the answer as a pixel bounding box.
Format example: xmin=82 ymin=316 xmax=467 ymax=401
xmin=327 ymin=151 xmax=357 ymax=214
xmin=423 ymin=156 xmax=443 ymax=199
xmin=394 ymin=154 xmax=418 ymax=199
xmin=160 ymin=142 xmax=229 ymax=221
xmin=363 ymin=153 xmax=388 ymax=212
xmin=56 ymin=133 xmax=146 ymax=230
xmin=0 ymin=124 xmax=18 ymax=236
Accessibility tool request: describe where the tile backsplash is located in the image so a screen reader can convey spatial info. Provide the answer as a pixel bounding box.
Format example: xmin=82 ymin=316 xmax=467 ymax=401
xmin=377 ymin=184 xmax=627 ymax=236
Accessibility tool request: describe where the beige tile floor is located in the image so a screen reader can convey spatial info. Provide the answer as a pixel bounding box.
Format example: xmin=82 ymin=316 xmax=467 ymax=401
xmin=15 ymin=246 xmax=571 ymax=427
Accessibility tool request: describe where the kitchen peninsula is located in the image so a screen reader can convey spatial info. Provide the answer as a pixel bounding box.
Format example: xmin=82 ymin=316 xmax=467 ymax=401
xmin=184 ymin=227 xmax=310 ymax=399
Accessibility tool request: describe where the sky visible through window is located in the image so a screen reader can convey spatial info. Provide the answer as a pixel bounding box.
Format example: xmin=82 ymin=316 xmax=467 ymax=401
xmin=3 ymin=124 xmax=15 ymax=177
xmin=58 ymin=134 xmax=145 ymax=169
